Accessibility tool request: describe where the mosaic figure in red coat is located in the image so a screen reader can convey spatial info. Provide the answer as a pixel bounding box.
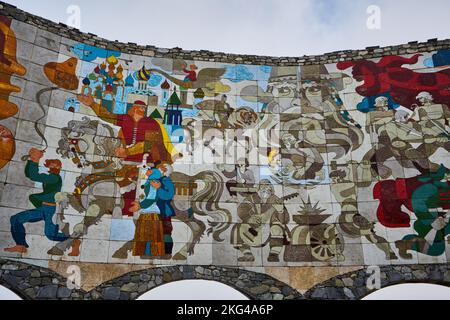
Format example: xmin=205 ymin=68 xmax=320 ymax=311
xmin=337 ymin=54 xmax=450 ymax=109
xmin=373 ymin=176 xmax=425 ymax=228
xmin=77 ymin=94 xmax=172 ymax=216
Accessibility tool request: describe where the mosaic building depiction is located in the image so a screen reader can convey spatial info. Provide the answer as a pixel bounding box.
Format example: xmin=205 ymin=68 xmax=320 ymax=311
xmin=0 ymin=2 xmax=449 ymax=300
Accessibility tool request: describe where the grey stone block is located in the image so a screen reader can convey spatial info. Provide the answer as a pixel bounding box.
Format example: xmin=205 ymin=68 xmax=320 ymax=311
xmin=121 ymin=282 xmax=138 ymax=292
xmin=2 ymin=274 xmax=21 ymax=287
xmin=103 ymin=287 xmax=121 ymax=300
xmin=10 ymin=269 xmax=30 ymax=278
xmin=15 ymin=38 xmax=34 ymax=61
xmin=249 ymin=284 xmax=269 ymax=295
xmin=57 ymin=287 xmax=72 ymax=298
xmin=22 ymin=60 xmax=53 ymax=86
xmin=16 ymin=120 xmax=42 ymax=143
xmin=325 ymin=287 xmax=345 ymax=299
xmin=1 ymin=264 xmax=19 ymax=270
xmin=35 ymin=28 xmax=61 ymax=52
xmin=119 ymin=292 xmax=130 ymax=300
xmin=388 ymin=271 xmax=403 ymax=283
xmin=11 ymin=19 xmax=38 ymax=43
xmin=6 ymin=161 xmax=34 ymax=187
xmin=0 ymin=184 xmax=34 ymax=210
xmin=310 ymin=287 xmax=327 ymax=299
xmin=30 ymin=45 xmax=59 ymax=66
xmin=36 ymin=285 xmax=58 ymax=299
xmin=24 ymin=287 xmax=36 ymax=298
xmin=343 ymin=287 xmax=356 ymax=299
xmin=273 ymin=293 xmax=284 ymax=300
xmin=22 ymin=81 xmax=52 ymax=105
xmin=139 ymin=273 xmax=150 ymax=282
xmin=17 ymin=100 xmax=49 ymax=122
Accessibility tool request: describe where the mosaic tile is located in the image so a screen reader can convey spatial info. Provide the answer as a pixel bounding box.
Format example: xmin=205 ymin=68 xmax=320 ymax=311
xmin=0 ymin=12 xmax=448 ymax=277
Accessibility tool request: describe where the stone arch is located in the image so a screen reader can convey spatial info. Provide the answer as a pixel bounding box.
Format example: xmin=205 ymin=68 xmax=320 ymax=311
xmin=91 ymin=265 xmax=303 ymax=300
xmin=0 ymin=259 xmax=302 ymax=300
xmin=3 ymin=258 xmax=450 ymax=300
xmin=304 ymin=264 xmax=450 ymax=300
xmin=0 ymin=258 xmax=78 ymax=300
xmin=136 ymin=279 xmax=250 ymax=300
xmin=0 ymin=279 xmax=26 ymax=300
xmin=362 ymin=283 xmax=450 ymax=300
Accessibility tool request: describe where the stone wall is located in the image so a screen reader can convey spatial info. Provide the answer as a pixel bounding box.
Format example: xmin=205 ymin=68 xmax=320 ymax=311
xmin=0 ymin=1 xmax=449 ymax=300
xmin=0 ymin=258 xmax=303 ymax=300
xmin=1 ymin=259 xmax=448 ymax=300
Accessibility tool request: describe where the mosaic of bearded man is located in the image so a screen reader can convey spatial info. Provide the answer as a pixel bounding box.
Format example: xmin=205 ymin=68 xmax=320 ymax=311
xmin=411 ymin=91 xmax=450 ymax=165
xmin=363 ymin=96 xmax=432 ymax=178
xmin=77 ymin=94 xmax=173 ymax=216
xmin=231 ymin=180 xmax=290 ymax=262
xmin=222 ymin=158 xmax=256 ymax=201
xmin=280 ymin=131 xmax=324 ymax=181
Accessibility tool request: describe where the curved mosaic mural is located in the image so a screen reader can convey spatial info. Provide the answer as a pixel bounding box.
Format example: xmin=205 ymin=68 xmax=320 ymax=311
xmin=0 ymin=3 xmax=449 ymax=297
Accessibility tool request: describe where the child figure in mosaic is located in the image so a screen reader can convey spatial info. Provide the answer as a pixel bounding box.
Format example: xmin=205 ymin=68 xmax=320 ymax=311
xmin=131 ymin=166 xmax=163 ymax=257
xmin=130 ymin=163 xmax=175 ymax=258
xmin=140 ymin=166 xmax=163 ymax=214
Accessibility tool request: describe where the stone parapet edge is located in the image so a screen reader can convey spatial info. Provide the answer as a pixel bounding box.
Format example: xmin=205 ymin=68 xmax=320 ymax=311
xmin=1 ymin=1 xmax=450 ymax=66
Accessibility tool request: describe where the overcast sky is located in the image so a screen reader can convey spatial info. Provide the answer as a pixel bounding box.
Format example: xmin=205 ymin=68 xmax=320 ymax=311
xmin=4 ymin=0 xmax=450 ymax=56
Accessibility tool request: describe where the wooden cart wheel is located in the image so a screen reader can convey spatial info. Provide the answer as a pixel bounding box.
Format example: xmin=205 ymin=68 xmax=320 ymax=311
xmin=309 ymin=224 xmax=344 ymax=261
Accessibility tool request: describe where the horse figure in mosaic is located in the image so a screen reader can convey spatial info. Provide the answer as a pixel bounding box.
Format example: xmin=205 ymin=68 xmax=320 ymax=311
xmin=47 ymin=117 xmax=231 ymax=260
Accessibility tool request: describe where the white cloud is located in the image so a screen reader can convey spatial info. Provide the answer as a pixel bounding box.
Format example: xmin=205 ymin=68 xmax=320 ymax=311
xmin=4 ymin=0 xmax=450 ymax=55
